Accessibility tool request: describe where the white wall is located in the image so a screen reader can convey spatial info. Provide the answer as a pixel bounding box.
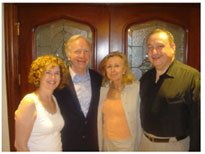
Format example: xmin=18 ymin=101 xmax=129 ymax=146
xmin=2 ymin=3 xmax=11 ymax=151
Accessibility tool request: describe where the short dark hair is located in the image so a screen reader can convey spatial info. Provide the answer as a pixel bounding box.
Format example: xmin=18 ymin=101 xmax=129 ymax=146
xmin=146 ymin=29 xmax=175 ymax=46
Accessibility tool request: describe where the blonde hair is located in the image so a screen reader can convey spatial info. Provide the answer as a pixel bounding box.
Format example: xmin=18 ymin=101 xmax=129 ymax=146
xmin=64 ymin=35 xmax=92 ymax=58
xmin=99 ymin=51 xmax=136 ymax=86
xmin=28 ymin=55 xmax=68 ymax=89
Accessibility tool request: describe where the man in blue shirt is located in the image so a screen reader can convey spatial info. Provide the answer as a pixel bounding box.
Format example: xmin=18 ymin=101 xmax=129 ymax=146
xmin=54 ymin=35 xmax=102 ymax=151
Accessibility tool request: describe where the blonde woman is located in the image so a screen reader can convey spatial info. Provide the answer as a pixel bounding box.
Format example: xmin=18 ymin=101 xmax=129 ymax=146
xmin=15 ymin=55 xmax=68 ymax=151
xmin=98 ymin=51 xmax=142 ymax=151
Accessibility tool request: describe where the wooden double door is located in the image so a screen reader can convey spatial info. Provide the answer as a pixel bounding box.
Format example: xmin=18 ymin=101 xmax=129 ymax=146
xmin=4 ymin=3 xmax=200 ymax=151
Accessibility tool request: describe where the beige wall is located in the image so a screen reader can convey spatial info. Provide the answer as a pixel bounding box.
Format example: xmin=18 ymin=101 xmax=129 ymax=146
xmin=2 ymin=4 xmax=11 ymax=151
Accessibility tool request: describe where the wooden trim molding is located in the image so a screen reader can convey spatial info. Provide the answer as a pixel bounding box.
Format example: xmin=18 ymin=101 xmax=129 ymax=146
xmin=4 ymin=3 xmax=20 ymax=151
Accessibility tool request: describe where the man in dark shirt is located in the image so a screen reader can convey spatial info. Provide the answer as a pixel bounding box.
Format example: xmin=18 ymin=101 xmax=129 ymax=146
xmin=140 ymin=29 xmax=200 ymax=151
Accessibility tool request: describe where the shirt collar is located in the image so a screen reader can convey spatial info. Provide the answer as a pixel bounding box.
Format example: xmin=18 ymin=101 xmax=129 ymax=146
xmin=166 ymin=59 xmax=177 ymax=78
xmin=69 ymin=67 xmax=89 ymax=79
xmin=153 ymin=59 xmax=176 ymax=80
xmin=69 ymin=67 xmax=90 ymax=83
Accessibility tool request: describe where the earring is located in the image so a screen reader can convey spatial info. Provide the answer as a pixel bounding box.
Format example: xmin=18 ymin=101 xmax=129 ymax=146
xmin=67 ymin=57 xmax=71 ymax=66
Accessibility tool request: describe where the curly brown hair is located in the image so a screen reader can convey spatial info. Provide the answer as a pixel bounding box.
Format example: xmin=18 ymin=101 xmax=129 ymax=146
xmin=99 ymin=51 xmax=136 ymax=86
xmin=28 ymin=55 xmax=68 ymax=89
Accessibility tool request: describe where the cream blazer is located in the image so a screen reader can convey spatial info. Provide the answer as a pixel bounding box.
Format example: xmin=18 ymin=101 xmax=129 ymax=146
xmin=97 ymin=81 xmax=142 ymax=151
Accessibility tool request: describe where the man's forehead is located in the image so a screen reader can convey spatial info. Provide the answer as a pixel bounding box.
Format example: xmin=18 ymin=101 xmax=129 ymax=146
xmin=147 ymin=32 xmax=168 ymax=43
xmin=150 ymin=32 xmax=167 ymax=39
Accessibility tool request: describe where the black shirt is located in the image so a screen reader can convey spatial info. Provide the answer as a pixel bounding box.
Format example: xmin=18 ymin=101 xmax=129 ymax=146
xmin=140 ymin=60 xmax=200 ymax=151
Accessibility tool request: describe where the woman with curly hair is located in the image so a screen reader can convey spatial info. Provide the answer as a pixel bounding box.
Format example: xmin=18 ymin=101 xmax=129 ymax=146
xmin=15 ymin=55 xmax=68 ymax=151
xmin=97 ymin=51 xmax=142 ymax=151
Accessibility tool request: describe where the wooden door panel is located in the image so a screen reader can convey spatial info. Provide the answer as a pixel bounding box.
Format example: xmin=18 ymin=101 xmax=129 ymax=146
xmin=17 ymin=3 xmax=110 ymax=100
xmin=109 ymin=3 xmax=200 ymax=71
xmin=18 ymin=3 xmax=110 ymax=68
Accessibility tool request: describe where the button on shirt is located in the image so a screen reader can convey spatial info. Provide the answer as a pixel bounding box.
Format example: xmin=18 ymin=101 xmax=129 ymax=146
xmin=140 ymin=60 xmax=200 ymax=150
xmin=70 ymin=68 xmax=92 ymax=117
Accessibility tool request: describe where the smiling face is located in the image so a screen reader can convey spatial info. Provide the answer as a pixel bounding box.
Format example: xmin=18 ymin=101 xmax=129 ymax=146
xmin=40 ymin=65 xmax=61 ymax=91
xmin=105 ymin=56 xmax=126 ymax=84
xmin=67 ymin=38 xmax=91 ymax=75
xmin=147 ymin=32 xmax=176 ymax=71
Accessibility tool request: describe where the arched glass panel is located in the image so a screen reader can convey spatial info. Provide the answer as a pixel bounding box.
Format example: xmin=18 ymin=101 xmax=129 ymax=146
xmin=35 ymin=19 xmax=92 ymax=66
xmin=127 ymin=20 xmax=185 ymax=80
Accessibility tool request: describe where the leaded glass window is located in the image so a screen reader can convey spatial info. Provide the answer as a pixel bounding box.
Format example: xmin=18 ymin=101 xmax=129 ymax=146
xmin=35 ymin=19 xmax=92 ymax=66
xmin=127 ymin=20 xmax=185 ymax=80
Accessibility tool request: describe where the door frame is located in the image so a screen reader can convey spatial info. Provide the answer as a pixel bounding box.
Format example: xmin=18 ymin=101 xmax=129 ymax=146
xmin=4 ymin=3 xmax=20 ymax=151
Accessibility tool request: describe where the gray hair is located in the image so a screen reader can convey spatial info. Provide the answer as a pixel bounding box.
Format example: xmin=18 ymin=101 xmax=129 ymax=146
xmin=64 ymin=35 xmax=92 ymax=57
